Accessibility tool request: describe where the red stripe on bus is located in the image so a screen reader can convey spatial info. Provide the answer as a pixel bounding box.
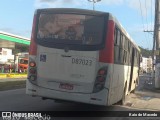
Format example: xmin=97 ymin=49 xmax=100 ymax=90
xmin=99 ymin=20 xmax=115 ymax=63
xmin=29 ymin=15 xmax=37 ymax=55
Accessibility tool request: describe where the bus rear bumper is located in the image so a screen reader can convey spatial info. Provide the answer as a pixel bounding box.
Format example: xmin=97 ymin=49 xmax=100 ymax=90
xmin=26 ymin=81 xmax=109 ymax=106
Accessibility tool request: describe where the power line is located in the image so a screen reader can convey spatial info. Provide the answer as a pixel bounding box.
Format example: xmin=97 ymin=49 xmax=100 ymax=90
xmin=145 ymin=0 xmax=149 ymax=30
xmin=139 ymin=0 xmax=150 ymax=49
xmin=151 ymin=0 xmax=153 ymax=31
xmin=144 ymin=0 xmax=151 ymax=48
xmin=139 ymin=0 xmax=145 ymax=34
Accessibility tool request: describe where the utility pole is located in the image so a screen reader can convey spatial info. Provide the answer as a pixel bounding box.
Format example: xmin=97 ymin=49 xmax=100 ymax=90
xmin=154 ymin=0 xmax=160 ymax=89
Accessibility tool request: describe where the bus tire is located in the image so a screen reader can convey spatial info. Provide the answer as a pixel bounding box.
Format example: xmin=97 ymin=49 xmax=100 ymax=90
xmin=120 ymin=83 xmax=127 ymax=105
xmin=131 ymin=82 xmax=136 ymax=93
xmin=131 ymin=88 xmax=135 ymax=93
xmin=131 ymin=78 xmax=139 ymax=93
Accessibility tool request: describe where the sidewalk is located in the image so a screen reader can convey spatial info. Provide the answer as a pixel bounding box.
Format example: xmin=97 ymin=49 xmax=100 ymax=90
xmin=125 ymin=93 xmax=160 ymax=111
xmin=138 ymin=74 xmax=160 ymax=94
xmin=125 ymin=75 xmax=160 ymax=111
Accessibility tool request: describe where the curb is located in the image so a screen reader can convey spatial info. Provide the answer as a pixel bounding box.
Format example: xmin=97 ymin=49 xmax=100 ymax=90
xmin=0 ymin=78 xmax=26 ymax=83
xmin=0 ymin=74 xmax=27 ymax=78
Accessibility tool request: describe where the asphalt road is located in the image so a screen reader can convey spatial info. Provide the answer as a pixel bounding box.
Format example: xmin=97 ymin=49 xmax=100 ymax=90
xmin=0 ymin=88 xmax=151 ymax=120
xmin=0 ymin=77 xmax=159 ymax=120
xmin=0 ymin=76 xmax=154 ymax=112
xmin=0 ymin=88 xmax=139 ymax=111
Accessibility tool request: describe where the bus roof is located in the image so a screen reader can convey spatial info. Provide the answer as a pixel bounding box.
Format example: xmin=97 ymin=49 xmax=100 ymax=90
xmin=36 ymin=8 xmax=109 ymax=16
xmin=108 ymin=14 xmax=140 ymax=52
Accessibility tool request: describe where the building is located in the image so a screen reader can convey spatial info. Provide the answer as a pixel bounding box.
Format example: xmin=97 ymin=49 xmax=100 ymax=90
xmin=140 ymin=56 xmax=153 ymax=73
xmin=0 ymin=48 xmax=14 ymax=64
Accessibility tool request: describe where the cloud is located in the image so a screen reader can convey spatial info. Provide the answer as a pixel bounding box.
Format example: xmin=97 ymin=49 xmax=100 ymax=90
xmin=34 ymin=0 xmax=125 ymax=9
xmin=35 ymin=0 xmax=84 ymax=8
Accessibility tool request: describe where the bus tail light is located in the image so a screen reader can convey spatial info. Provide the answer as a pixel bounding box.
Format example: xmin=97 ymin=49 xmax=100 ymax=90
xmin=98 ymin=69 xmax=107 ymax=75
xmin=93 ymin=67 xmax=108 ymax=93
xmin=97 ymin=76 xmax=105 ymax=82
xmin=29 ymin=61 xmax=36 ymax=67
xmin=29 ymin=68 xmax=36 ymax=74
xmin=28 ymin=60 xmax=37 ymax=81
xmin=30 ymin=75 xmax=37 ymax=81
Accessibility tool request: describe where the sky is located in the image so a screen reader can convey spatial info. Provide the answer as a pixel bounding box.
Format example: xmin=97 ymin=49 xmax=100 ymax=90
xmin=0 ymin=0 xmax=155 ymax=50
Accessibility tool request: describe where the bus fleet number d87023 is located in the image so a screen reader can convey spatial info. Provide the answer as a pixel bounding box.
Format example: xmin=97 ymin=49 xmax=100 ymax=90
xmin=71 ymin=58 xmax=92 ymax=66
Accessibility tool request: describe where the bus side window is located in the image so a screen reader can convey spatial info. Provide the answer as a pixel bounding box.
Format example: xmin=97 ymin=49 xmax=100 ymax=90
xmin=118 ymin=31 xmax=123 ymax=64
xmin=114 ymin=28 xmax=120 ymax=63
xmin=123 ymin=37 xmax=128 ymax=64
xmin=127 ymin=41 xmax=131 ymax=65
xmin=134 ymin=49 xmax=138 ymax=67
xmin=129 ymin=46 xmax=133 ymax=65
xmin=124 ymin=38 xmax=128 ymax=51
xmin=117 ymin=29 xmax=121 ymax=46
xmin=120 ymin=34 xmax=124 ymax=49
xmin=138 ymin=53 xmax=140 ymax=67
xmin=114 ymin=28 xmax=118 ymax=45
xmin=119 ymin=48 xmax=124 ymax=64
xmin=122 ymin=35 xmax=125 ymax=64
xmin=128 ymin=41 xmax=131 ymax=53
xmin=123 ymin=51 xmax=127 ymax=64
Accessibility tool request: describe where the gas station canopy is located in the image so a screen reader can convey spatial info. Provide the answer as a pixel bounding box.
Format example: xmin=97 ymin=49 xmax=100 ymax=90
xmin=0 ymin=31 xmax=30 ymax=48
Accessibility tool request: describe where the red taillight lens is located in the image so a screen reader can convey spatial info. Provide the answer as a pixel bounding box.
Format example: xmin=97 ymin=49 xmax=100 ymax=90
xmin=28 ymin=61 xmax=37 ymax=81
xmin=29 ymin=61 xmax=36 ymax=67
xmin=98 ymin=69 xmax=106 ymax=75
xmin=98 ymin=68 xmax=107 ymax=76
xmin=93 ymin=67 xmax=108 ymax=93
xmin=97 ymin=76 xmax=105 ymax=82
xmin=29 ymin=68 xmax=36 ymax=74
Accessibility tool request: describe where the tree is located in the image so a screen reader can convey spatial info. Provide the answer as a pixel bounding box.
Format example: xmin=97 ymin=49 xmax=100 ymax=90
xmin=139 ymin=46 xmax=152 ymax=57
xmin=12 ymin=44 xmax=29 ymax=55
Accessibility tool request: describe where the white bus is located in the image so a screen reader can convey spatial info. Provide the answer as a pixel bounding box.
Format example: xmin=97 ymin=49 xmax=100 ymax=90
xmin=26 ymin=8 xmax=140 ymax=106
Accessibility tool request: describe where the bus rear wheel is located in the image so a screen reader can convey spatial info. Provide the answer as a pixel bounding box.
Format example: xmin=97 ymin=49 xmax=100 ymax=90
xmin=131 ymin=78 xmax=139 ymax=93
xmin=120 ymin=83 xmax=127 ymax=105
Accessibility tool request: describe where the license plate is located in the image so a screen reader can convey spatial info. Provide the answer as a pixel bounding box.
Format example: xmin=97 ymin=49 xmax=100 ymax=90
xmin=59 ymin=83 xmax=73 ymax=90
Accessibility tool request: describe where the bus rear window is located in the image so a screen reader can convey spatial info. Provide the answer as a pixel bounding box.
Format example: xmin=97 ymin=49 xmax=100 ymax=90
xmin=37 ymin=13 xmax=105 ymax=45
